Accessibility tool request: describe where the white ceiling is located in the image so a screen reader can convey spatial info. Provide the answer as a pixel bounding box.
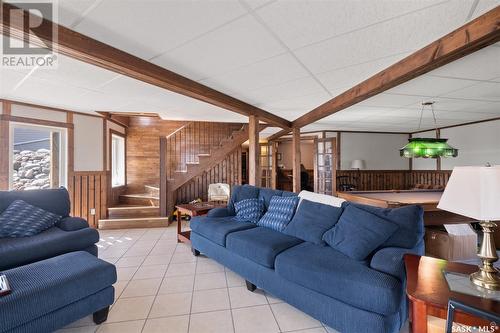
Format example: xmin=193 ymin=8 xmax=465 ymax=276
xmin=1 ymin=0 xmax=499 ymax=133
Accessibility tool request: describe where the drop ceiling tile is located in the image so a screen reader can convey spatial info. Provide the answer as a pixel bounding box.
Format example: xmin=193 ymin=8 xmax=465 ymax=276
xmin=261 ymin=91 xmax=331 ymax=117
xmin=436 ymin=110 xmax=498 ymax=121
xmin=74 ymin=0 xmax=247 ymax=60
xmin=244 ymin=0 xmax=274 ymax=10
xmin=152 ymin=15 xmax=286 ymax=81
xmin=235 ymin=76 xmax=326 ymax=106
xmin=388 ymin=75 xmax=477 ymax=96
xmin=316 ymin=53 xmax=410 ymax=93
xmin=256 ymin=0 xmax=439 ymax=50
xmin=470 ymin=0 xmax=500 ymax=19
xmin=0 ymin=69 xmax=28 ymax=95
xmin=57 ymin=0 xmax=97 ymax=27
xmin=97 ymin=75 xmax=166 ymax=99
xmin=357 ymin=93 xmax=428 ymax=108
xmin=76 ymin=90 xmax=134 ymax=111
xmin=429 ymin=46 xmax=500 ymax=81
xmin=200 ymin=53 xmax=310 ymax=98
xmin=443 ymin=82 xmax=500 ymax=101
xmin=403 ymin=97 xmax=499 ymax=113
xmin=294 ymin=1 xmax=472 ymax=74
xmin=31 ymin=54 xmax=118 ymax=90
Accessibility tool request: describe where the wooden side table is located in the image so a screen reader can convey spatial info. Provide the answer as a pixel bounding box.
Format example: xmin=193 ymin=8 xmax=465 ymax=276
xmin=404 ymin=254 xmax=499 ymax=332
xmin=175 ymin=203 xmax=226 ymax=243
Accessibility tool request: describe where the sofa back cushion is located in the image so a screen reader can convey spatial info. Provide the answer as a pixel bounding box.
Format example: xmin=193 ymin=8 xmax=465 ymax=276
xmin=323 ymin=204 xmax=398 ymax=260
xmin=234 ymin=198 xmax=265 ymax=224
xmin=0 ymin=188 xmax=71 ymax=217
xmin=257 ymin=196 xmax=300 ymax=232
xmin=227 ymin=185 xmax=260 ymax=215
xmin=0 ymin=200 xmax=62 ymax=238
xmin=284 ymin=199 xmax=343 ymax=245
xmin=345 ymin=202 xmax=424 ymax=249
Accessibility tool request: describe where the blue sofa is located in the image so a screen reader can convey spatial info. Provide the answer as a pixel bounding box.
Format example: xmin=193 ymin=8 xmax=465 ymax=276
xmin=190 ymin=185 xmax=425 ymax=333
xmin=0 ymin=188 xmax=100 ymax=270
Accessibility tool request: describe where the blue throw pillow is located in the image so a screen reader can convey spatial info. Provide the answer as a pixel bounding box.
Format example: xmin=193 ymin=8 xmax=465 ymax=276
xmin=284 ymin=199 xmax=343 ymax=245
xmin=258 ymin=195 xmax=300 ymax=232
xmin=234 ymin=198 xmax=265 ymax=224
xmin=0 ymin=200 xmax=62 ymax=238
xmin=323 ymin=204 xmax=398 ymax=260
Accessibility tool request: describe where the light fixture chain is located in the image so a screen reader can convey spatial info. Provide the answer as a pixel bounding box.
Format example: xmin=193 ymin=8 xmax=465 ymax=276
xmin=431 ymin=102 xmax=438 ymax=132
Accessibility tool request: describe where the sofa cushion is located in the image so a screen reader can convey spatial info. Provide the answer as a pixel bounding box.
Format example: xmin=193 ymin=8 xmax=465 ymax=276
xmin=0 ymin=200 xmax=62 ymax=238
xmin=0 ymin=188 xmax=71 ymax=217
xmin=190 ymin=216 xmax=256 ymax=247
xmin=258 ymin=188 xmax=283 ymax=210
xmin=226 ymin=227 xmax=303 ymax=268
xmin=323 ymin=205 xmax=398 ymax=260
xmin=346 ymin=202 xmax=424 ymax=249
xmin=227 ymin=185 xmax=260 ymax=215
xmin=257 ymin=196 xmax=300 ymax=232
xmin=56 ymin=217 xmax=89 ymax=231
xmin=0 ymin=251 xmax=116 ymax=333
xmin=234 ymin=198 xmax=265 ymax=224
xmin=275 ymin=242 xmax=402 ymax=315
xmin=0 ymin=227 xmax=100 ymax=270
xmin=298 ymin=190 xmax=345 ymax=207
xmin=284 ymin=199 xmax=343 ymax=245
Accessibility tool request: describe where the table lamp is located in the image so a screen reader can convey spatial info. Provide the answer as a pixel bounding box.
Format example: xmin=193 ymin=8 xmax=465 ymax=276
xmin=437 ymin=165 xmax=500 ymax=290
xmin=350 ymin=159 xmax=365 ymax=170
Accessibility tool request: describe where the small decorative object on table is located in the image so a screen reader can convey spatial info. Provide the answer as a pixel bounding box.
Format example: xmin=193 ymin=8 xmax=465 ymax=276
xmin=438 ymin=164 xmax=500 ymax=290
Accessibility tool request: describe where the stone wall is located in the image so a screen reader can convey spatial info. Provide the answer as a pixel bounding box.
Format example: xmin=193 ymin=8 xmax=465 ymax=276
xmin=13 ymin=149 xmax=51 ymax=190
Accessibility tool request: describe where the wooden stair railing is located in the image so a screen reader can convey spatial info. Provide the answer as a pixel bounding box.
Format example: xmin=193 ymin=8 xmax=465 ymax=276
xmin=159 ymin=122 xmax=250 ymax=218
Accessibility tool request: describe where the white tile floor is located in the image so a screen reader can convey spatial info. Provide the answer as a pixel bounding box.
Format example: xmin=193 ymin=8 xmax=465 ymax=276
xmin=57 ymin=224 xmax=412 ymax=333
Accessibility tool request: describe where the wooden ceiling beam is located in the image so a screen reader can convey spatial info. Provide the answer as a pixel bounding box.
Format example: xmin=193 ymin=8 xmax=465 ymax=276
xmin=1 ymin=3 xmax=291 ymax=129
xmin=292 ymin=6 xmax=500 ymax=128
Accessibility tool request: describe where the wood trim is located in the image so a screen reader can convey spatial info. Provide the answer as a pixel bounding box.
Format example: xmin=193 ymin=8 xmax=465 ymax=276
xmin=273 ymin=135 xmax=317 ymax=142
xmin=292 ymin=7 xmax=500 ymax=128
xmin=0 ymin=3 xmax=291 ymax=129
xmin=248 ymin=116 xmax=260 ymax=186
xmin=103 ymin=120 xmax=107 ymax=171
xmin=0 ymin=114 xmax=73 ymax=128
xmin=336 ymin=132 xmax=341 ymax=170
xmin=267 ymin=129 xmax=291 ymax=141
xmin=66 ymin=112 xmax=74 ymax=175
xmin=292 ymin=127 xmax=301 ymax=193
xmin=0 ymin=101 xmax=10 ymax=190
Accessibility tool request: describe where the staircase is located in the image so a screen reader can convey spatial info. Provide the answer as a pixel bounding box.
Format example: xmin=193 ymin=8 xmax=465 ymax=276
xmin=160 ymin=122 xmax=257 ymax=217
xmin=98 ymin=185 xmax=169 ymax=229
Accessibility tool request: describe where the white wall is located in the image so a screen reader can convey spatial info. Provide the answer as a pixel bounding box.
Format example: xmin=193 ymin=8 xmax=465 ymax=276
xmin=340 ymin=132 xmax=409 ymax=170
xmin=73 ymin=114 xmax=104 ymax=171
xmin=411 ymin=130 xmax=437 ymax=170
xmin=441 ymin=120 xmax=500 ymax=169
xmin=277 ymin=140 xmax=315 ymax=169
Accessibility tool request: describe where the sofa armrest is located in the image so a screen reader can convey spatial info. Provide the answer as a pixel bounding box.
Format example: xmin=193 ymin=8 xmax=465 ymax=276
xmin=56 ymin=217 xmax=89 ymax=231
xmin=370 ymin=241 xmax=424 ymax=281
xmin=206 ymin=207 xmax=232 ymax=218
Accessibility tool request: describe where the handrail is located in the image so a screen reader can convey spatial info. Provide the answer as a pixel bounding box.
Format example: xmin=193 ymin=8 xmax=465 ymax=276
xmin=165 ymin=121 xmax=194 ymax=139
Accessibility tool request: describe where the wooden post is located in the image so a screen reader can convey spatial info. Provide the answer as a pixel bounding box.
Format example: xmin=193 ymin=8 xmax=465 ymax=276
xmin=248 ymin=115 xmax=260 ymax=186
xmin=271 ymin=141 xmax=278 ymax=190
xmin=0 ymin=101 xmax=11 ymax=190
xmin=336 ymin=131 xmax=341 ymax=170
xmin=292 ymin=127 xmax=301 ymax=193
xmin=50 ymin=132 xmax=60 ymax=188
xmin=159 ymin=137 xmax=168 ymax=217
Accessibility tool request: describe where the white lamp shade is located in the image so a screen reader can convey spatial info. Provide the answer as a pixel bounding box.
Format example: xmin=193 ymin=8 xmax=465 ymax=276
xmin=350 ymin=159 xmax=365 ymax=169
xmin=438 ymin=166 xmax=500 ymax=221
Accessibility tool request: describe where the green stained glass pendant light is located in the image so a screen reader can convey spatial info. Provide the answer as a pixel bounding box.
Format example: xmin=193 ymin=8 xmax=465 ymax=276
xmin=400 ymin=102 xmax=458 ymax=159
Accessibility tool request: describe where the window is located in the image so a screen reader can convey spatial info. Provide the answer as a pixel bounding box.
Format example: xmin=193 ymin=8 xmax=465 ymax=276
xmin=111 ymin=133 xmax=125 ymax=187
xmin=10 ymin=124 xmax=67 ymax=190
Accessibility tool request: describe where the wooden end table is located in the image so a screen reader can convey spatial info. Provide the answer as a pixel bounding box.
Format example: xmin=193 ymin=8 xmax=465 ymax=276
xmin=175 ymin=202 xmax=226 ymax=243
xmin=404 ymin=254 xmax=499 ymax=332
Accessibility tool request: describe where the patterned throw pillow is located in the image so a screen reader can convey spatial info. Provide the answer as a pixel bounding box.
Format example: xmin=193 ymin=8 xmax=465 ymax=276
xmin=258 ymin=195 xmax=300 ymax=232
xmin=0 ymin=200 xmax=62 ymax=238
xmin=234 ymin=198 xmax=265 ymax=224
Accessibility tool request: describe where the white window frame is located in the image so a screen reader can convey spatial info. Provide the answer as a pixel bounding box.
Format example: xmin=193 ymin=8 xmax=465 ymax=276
xmin=9 ymin=122 xmax=68 ymax=190
xmin=111 ymin=133 xmax=126 ymax=187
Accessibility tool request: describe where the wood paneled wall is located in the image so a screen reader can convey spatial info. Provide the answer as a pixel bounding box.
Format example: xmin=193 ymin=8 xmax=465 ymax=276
xmin=126 ymin=117 xmax=188 ymax=193
xmin=176 ymin=147 xmax=242 ymax=203
xmin=68 ymin=171 xmax=108 ymax=228
xmin=336 ymin=170 xmax=452 ymax=191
